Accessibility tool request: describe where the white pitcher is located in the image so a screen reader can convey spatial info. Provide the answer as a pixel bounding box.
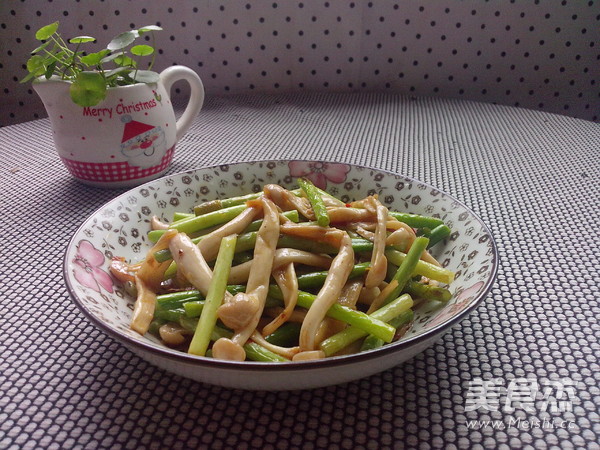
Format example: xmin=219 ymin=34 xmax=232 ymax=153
xmin=34 ymin=66 xmax=204 ymax=188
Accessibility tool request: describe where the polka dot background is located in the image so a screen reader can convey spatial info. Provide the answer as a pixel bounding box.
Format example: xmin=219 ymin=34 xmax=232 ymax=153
xmin=1 ymin=90 xmax=599 ymax=448
xmin=1 ymin=0 xmax=599 ymax=126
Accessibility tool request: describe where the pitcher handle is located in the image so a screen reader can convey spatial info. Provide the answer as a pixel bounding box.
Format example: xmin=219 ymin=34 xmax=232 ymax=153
xmin=159 ymin=66 xmax=205 ymax=142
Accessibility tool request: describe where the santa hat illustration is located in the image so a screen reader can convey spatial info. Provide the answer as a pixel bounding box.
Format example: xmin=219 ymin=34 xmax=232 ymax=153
xmin=121 ymin=115 xmax=155 ymax=143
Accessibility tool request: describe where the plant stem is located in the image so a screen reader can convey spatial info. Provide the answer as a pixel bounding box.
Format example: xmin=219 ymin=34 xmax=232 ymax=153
xmin=385 ymin=248 xmax=455 ymax=284
xmin=268 ymin=286 xmax=395 ymax=342
xmin=298 ymin=178 xmax=330 ymax=227
xmin=320 ymin=294 xmax=413 ymax=356
xmin=427 ymin=224 xmax=451 ymax=248
xmin=360 ymin=309 xmax=414 ymax=352
xmin=404 ymin=279 xmax=452 ymax=303
xmin=188 ymin=235 xmax=237 ymax=356
xmin=243 ymin=342 xmax=290 ymax=362
xmin=388 ymin=211 xmax=444 ymax=229
xmin=295 ymin=262 xmax=371 ymax=290
xmin=170 ymin=204 xmax=247 ymax=235
xmin=383 ymin=236 xmax=429 ymax=306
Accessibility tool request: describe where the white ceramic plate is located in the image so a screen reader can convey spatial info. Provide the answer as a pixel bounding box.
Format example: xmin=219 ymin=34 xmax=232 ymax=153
xmin=64 ymin=160 xmax=498 ymax=390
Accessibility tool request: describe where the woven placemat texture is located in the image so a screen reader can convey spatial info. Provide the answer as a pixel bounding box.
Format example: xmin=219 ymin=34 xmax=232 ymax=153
xmin=1 ymin=93 xmax=598 ymax=449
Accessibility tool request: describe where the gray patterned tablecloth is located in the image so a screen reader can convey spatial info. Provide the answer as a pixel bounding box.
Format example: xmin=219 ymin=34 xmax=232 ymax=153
xmin=1 ymin=93 xmax=599 ymax=449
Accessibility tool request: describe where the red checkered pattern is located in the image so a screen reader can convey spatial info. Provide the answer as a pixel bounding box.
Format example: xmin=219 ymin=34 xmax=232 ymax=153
xmin=61 ymin=146 xmax=175 ymax=182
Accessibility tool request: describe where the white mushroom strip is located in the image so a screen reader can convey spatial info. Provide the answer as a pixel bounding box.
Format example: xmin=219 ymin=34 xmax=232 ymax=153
xmin=130 ymin=275 xmax=157 ymax=335
xmin=214 ymin=197 xmax=280 ymax=358
xmin=158 ymin=322 xmax=188 ymax=346
xmin=420 ymin=276 xmax=440 ymax=287
xmin=272 ymin=248 xmax=332 ymax=270
xmin=314 ymin=317 xmax=346 ymax=346
xmin=299 ymin=231 xmax=354 ymax=351
xmin=348 ymin=195 xmax=379 ymax=212
xmin=264 ymin=307 xmax=307 ymax=323
xmin=351 ymin=225 xmax=375 ymax=241
xmin=250 ymin=330 xmax=300 ymax=360
xmin=326 ymin=207 xmax=376 ymax=223
xmin=227 ymin=248 xmax=332 ymax=285
xmin=279 ymin=222 xmax=344 ymax=248
xmin=211 ymin=337 xmax=246 ymax=361
xmin=150 ymin=215 xmax=170 ymax=230
xmin=418 ymin=247 xmax=442 ymax=267
xmin=264 ymin=184 xmax=315 ymax=220
xmin=320 ymin=192 xmax=345 ymax=207
xmin=196 ymin=205 xmax=260 ymax=261
xmin=348 ymin=221 xmax=377 ymax=231
xmin=234 ymin=197 xmax=280 ymax=339
xmin=386 ymin=221 xmax=441 ymax=267
xmin=168 ymin=232 xmax=214 ymax=296
xmin=109 ymin=257 xmax=141 ymax=284
xmin=367 ymin=279 xmax=399 ymax=313
xmin=136 ymin=229 xmax=178 ymax=291
xmin=218 ymin=292 xmax=260 ymax=330
xmin=385 ymin=225 xmax=413 ymax=251
xmin=226 ymin=261 xmax=259 ymax=285
xmin=261 ymin=263 xmax=298 ymax=337
xmin=364 ymin=202 xmax=389 ymax=289
xmin=292 ymin=350 xmax=326 ymax=361
xmin=386 ymin=219 xmax=411 ymax=230
xmin=358 ymin=285 xmax=380 ymax=306
xmin=337 ymin=279 xmax=364 ymax=309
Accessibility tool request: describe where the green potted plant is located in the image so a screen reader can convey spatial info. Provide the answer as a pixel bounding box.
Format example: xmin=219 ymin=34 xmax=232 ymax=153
xmin=23 ymin=22 xmax=205 ymax=188
xmin=22 ymin=21 xmax=167 ymax=106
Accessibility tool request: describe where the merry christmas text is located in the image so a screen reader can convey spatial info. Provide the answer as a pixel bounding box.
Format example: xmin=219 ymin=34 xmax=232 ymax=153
xmin=83 ymin=99 xmax=158 ymax=119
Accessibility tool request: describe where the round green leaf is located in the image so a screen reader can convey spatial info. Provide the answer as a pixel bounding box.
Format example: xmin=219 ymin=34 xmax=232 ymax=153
xmin=20 ymin=72 xmax=37 ymax=84
xmin=130 ymin=45 xmax=154 ymax=57
xmin=44 ymin=61 xmax=58 ymax=79
xmin=69 ymin=36 xmax=96 ymax=44
xmin=104 ymin=67 xmax=131 ymax=78
xmin=26 ymin=55 xmax=47 ymax=76
xmin=35 ymin=22 xmax=59 ymax=41
xmin=99 ymin=52 xmax=120 ymax=65
xmin=138 ymin=25 xmax=163 ymax=33
xmin=79 ymin=50 xmax=110 ymax=66
xmin=113 ymin=54 xmax=137 ymax=68
xmin=107 ymin=31 xmax=137 ymax=50
xmin=31 ymin=40 xmax=51 ymax=55
xmin=132 ymin=70 xmax=160 ymax=84
xmin=70 ymin=72 xmax=107 ymax=107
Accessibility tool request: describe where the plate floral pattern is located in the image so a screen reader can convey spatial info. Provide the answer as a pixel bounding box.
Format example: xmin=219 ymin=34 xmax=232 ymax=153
xmin=65 ymin=160 xmax=498 ymax=355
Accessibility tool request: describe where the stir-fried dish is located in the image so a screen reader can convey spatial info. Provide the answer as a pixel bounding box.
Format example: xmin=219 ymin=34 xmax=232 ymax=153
xmin=111 ymin=179 xmax=455 ymax=362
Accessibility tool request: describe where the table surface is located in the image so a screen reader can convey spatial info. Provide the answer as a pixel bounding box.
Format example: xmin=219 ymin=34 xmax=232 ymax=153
xmin=1 ymin=92 xmax=599 ymax=449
